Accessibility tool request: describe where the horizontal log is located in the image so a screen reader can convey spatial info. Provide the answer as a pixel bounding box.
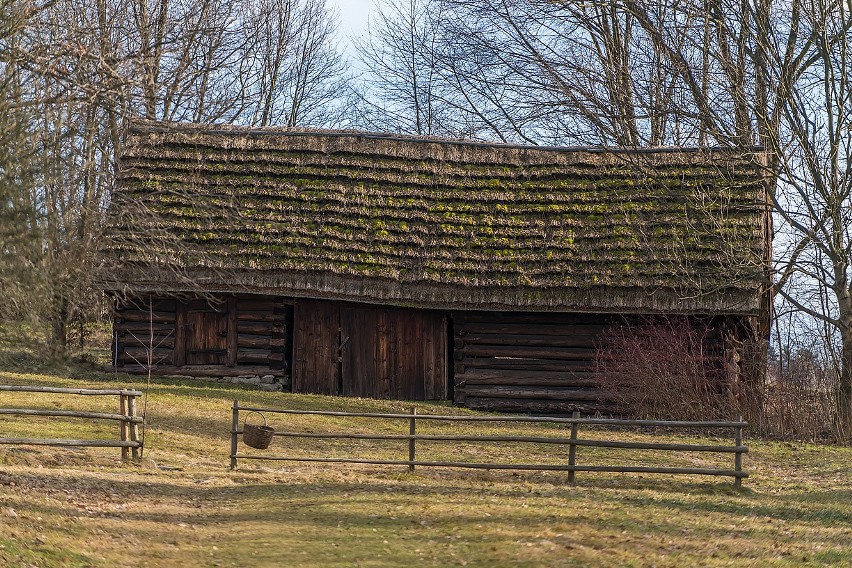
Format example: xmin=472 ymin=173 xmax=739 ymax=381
xmin=0 ymin=409 xmax=142 ymax=423
xmin=463 ymin=396 xmax=617 ymax=415
xmin=118 ymin=299 xmax=176 ymax=312
xmin=123 ymin=346 xmax=173 ymax=357
xmin=233 ymin=455 xmax=747 ymax=478
xmin=456 ymin=323 xmax=611 ymax=338
xmin=461 ymin=357 xmax=593 ymax=372
xmin=116 ymin=310 xmax=176 ymax=324
xmin=235 ymin=352 xmax=284 ymax=364
xmin=237 ymin=322 xmax=273 ymax=334
xmin=456 ymin=370 xmax=598 ymax=388
xmin=0 ymin=437 xmax=141 ymax=448
xmin=0 ymin=386 xmax=142 ymax=396
xmin=462 ymin=386 xmax=611 ymax=401
xmin=116 ymin=364 xmax=287 ymax=377
xmin=267 ymin=431 xmax=747 ymax=453
xmin=238 ymin=334 xmax=271 ymax=349
xmin=120 ymin=335 xmax=175 ymax=349
xmin=236 ymin=300 xmax=277 ymax=311
xmin=115 ymin=322 xmax=176 ymax=334
xmin=237 ymin=311 xmax=277 ymax=322
xmin=455 ymin=333 xmax=601 ymax=349
xmin=239 ymin=407 xmax=746 ymax=428
xmin=460 ymin=345 xmax=597 ymax=361
xmin=455 ymin=312 xmax=616 ymax=326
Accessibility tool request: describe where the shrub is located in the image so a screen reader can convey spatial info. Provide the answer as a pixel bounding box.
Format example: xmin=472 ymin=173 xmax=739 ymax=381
xmin=594 ymin=317 xmax=737 ymax=421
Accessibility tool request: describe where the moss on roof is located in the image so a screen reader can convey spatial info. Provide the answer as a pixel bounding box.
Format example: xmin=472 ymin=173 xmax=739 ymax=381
xmin=99 ymin=121 xmax=770 ymax=314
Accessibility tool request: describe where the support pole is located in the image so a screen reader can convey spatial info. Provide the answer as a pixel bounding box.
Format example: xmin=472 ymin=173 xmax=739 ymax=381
xmin=734 ymin=415 xmax=743 ymax=488
xmin=128 ymin=394 xmax=141 ymax=459
xmin=408 ymin=406 xmax=417 ymax=472
xmin=119 ymin=394 xmax=129 ymax=461
xmin=568 ymin=410 xmax=579 ymax=483
xmin=231 ymin=400 xmax=240 ymax=470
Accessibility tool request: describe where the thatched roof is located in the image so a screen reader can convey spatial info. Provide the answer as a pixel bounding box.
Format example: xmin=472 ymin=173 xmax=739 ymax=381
xmin=99 ymin=121 xmax=770 ymax=314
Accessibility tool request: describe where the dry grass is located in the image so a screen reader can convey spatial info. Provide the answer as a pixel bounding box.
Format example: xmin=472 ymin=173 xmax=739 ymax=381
xmin=0 ymin=335 xmax=851 ymax=566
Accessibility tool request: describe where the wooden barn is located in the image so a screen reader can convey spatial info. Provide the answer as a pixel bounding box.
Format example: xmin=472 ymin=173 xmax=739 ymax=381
xmin=99 ymin=121 xmax=771 ymax=414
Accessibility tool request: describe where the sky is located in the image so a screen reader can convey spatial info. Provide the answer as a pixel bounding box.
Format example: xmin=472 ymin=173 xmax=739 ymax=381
xmin=329 ymin=0 xmax=376 ymax=53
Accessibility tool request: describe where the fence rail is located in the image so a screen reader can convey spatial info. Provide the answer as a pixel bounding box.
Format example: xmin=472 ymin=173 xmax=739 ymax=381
xmin=229 ymin=402 xmax=748 ymax=485
xmin=0 ymin=385 xmax=143 ymax=459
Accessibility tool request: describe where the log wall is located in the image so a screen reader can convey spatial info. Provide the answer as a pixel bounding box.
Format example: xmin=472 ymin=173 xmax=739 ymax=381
xmin=113 ymin=295 xmax=290 ymax=377
xmin=453 ymin=312 xmax=754 ymax=415
xmin=453 ymin=311 xmax=618 ymax=414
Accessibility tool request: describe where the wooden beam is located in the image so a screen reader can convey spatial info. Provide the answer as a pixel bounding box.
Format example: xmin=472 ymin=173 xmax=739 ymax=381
xmin=227 ymin=296 xmax=237 ymax=367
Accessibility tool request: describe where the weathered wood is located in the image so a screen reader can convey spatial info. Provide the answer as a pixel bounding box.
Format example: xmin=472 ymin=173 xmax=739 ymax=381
xmin=568 ymin=410 xmax=579 ymax=482
xmin=455 ymin=311 xmax=616 ymax=326
xmin=461 ymin=357 xmax=593 ymax=372
xmin=119 ymin=394 xmax=129 ymax=460
xmin=456 ymin=371 xmax=598 ymax=388
xmin=231 ymin=455 xmax=747 ymax=478
xmin=174 ymin=300 xmax=186 ymax=366
xmin=236 ymin=405 xmax=748 ymax=427
xmin=227 ymin=296 xmax=238 ymax=367
xmin=237 ymin=349 xmax=276 ymax=364
xmin=117 ymin=310 xmax=176 ymax=324
xmin=455 ymin=333 xmax=601 ymax=348
xmin=457 ymin=323 xmax=611 ymax=337
xmin=462 ymin=385 xmax=611 ymax=401
xmin=340 ymin=305 xmax=446 ymax=401
xmin=115 ymin=322 xmax=175 ymax=334
xmin=117 ymin=299 xmax=177 ymax=312
xmin=292 ymin=299 xmax=340 ymax=395
xmin=460 ymin=345 xmax=597 ymax=361
xmin=0 ymin=438 xmax=141 ymax=448
xmin=230 ymin=400 xmax=239 ymax=470
xmin=238 ymin=333 xmax=272 ymax=349
xmin=122 ymin=347 xmax=173 ymax=365
xmin=735 ymin=414 xmax=743 ymax=488
xmin=409 ymin=407 xmax=416 ymax=472
xmin=236 ymin=311 xmax=277 ymax=322
xmin=128 ymin=395 xmax=141 ymax=459
xmin=0 ymin=408 xmax=142 ymax=422
xmin=121 ymin=334 xmax=175 ymax=349
xmin=117 ymin=364 xmax=287 ymax=377
xmin=0 ymin=386 xmax=143 ymax=396
xmin=464 ymin=396 xmax=616 ymax=415
xmin=236 ymin=300 xmax=277 ymax=311
xmin=186 ymin=300 xmax=228 ymax=365
xmin=237 ymin=321 xmax=273 ymax=335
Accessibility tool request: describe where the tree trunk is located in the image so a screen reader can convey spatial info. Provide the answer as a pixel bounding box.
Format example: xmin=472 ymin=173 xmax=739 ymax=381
xmin=50 ymin=292 xmax=68 ymax=356
xmin=838 ymin=328 xmax=852 ymax=441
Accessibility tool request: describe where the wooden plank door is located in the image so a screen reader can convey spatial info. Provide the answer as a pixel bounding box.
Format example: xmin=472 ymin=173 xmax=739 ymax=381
xmin=340 ymin=307 xmax=388 ymax=398
xmin=340 ymin=306 xmax=447 ymax=400
xmin=184 ymin=299 xmax=229 ymax=365
xmin=292 ymin=299 xmax=340 ymax=395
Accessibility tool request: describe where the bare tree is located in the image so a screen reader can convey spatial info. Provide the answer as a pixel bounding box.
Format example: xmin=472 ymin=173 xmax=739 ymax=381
xmin=351 ymin=0 xmax=461 ymax=136
xmin=0 ymin=0 xmax=347 ymax=353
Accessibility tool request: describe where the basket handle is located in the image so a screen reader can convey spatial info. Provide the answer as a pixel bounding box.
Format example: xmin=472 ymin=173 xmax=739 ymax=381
xmin=243 ymin=410 xmax=267 ymax=427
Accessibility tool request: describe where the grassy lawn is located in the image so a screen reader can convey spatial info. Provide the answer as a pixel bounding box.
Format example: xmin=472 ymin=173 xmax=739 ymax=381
xmin=1 ymin=330 xmax=851 ymax=566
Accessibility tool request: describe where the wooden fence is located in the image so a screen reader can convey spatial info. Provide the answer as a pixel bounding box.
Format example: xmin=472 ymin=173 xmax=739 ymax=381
xmin=0 ymin=385 xmax=143 ymax=459
xmin=229 ymin=402 xmax=748 ymax=486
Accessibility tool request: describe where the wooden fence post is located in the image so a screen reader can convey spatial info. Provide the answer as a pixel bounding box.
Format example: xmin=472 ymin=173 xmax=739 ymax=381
xmin=230 ymin=400 xmax=239 ymax=470
xmin=568 ymin=410 xmax=579 ymax=483
xmin=408 ymin=406 xmax=417 ymax=472
xmin=128 ymin=393 xmax=141 ymax=459
xmin=734 ymin=415 xmax=743 ymax=488
xmin=119 ymin=393 xmax=129 ymax=461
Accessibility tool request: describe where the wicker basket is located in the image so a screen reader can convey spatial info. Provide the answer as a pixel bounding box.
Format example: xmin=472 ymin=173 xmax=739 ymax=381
xmin=242 ymin=411 xmax=275 ymax=450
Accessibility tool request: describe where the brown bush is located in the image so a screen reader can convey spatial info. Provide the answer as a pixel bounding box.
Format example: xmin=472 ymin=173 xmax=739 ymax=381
xmin=594 ymin=317 xmax=737 ymax=420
